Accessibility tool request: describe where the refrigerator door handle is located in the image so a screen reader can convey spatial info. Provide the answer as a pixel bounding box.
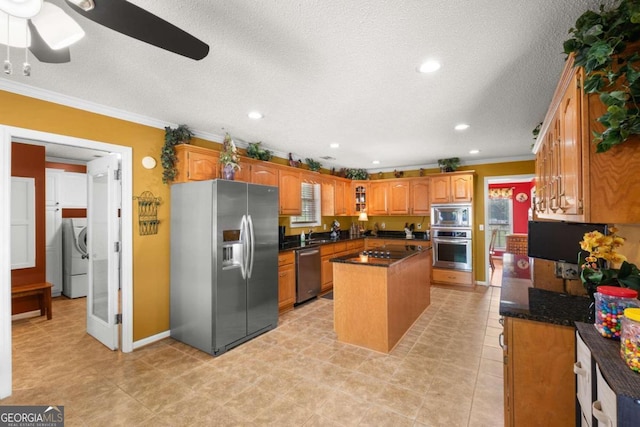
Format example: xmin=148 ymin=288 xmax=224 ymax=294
xmin=247 ymin=214 xmax=255 ymax=278
xmin=240 ymin=215 xmax=248 ymax=279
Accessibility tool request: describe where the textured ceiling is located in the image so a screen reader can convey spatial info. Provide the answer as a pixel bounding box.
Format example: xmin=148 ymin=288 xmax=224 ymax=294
xmin=0 ymin=0 xmax=618 ymax=169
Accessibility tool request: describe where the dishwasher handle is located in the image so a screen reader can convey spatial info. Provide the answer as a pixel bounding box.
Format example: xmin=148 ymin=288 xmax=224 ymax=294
xmin=298 ymin=248 xmax=320 ymax=257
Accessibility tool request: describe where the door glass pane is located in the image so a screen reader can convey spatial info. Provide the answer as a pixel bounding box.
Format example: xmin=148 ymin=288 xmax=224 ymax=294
xmin=488 ymin=198 xmax=512 ymax=250
xmin=91 ymin=172 xmax=108 ymax=322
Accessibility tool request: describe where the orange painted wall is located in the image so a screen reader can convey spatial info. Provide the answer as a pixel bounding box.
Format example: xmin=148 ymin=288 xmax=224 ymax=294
xmin=1 ymin=90 xmax=180 ymax=341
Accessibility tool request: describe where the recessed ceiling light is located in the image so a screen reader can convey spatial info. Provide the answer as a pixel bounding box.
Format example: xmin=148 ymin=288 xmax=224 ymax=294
xmin=248 ymin=111 xmax=263 ymax=119
xmin=417 ymin=60 xmax=441 ymax=73
xmin=329 ymin=143 xmax=340 ymax=149
xmin=372 ymin=160 xmax=380 ymax=165
xmin=469 ymin=149 xmax=480 ymax=154
xmin=455 ymin=123 xmax=470 ymax=131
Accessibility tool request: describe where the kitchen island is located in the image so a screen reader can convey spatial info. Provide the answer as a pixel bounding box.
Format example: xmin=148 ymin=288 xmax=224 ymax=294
xmin=330 ymin=245 xmax=431 ymax=353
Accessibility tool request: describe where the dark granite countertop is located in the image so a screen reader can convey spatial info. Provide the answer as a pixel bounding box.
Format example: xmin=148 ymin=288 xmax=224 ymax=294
xmin=576 ymin=322 xmax=640 ymax=401
xmin=499 ymin=253 xmax=591 ymax=326
xmin=329 ymin=244 xmax=429 ymax=268
xmin=278 ymin=232 xmax=430 ymax=252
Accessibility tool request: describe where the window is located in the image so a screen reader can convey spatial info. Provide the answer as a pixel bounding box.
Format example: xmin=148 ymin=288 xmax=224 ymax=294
xmin=290 ymin=182 xmax=321 ymax=228
xmin=488 ymin=197 xmax=513 ymax=250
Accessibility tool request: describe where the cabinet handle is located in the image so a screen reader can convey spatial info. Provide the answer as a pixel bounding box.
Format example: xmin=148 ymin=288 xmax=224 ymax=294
xmin=498 ymin=332 xmax=506 ymax=350
xmin=573 ymin=361 xmax=586 ymax=376
xmin=592 ymin=401 xmax=612 ymax=426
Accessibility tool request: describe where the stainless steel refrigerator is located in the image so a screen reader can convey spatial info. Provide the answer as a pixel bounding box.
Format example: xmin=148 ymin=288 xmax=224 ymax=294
xmin=170 ymin=179 xmax=279 ymax=356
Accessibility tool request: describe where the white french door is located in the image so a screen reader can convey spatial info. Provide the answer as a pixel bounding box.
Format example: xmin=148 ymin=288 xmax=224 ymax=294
xmin=86 ymin=154 xmax=121 ymax=350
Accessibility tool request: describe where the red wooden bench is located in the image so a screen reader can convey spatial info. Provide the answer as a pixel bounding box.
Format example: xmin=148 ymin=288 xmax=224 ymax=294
xmin=11 ymin=282 xmax=53 ymax=320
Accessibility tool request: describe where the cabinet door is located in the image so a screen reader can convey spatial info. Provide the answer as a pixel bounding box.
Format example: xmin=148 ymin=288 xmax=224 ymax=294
xmin=187 ymin=150 xmax=219 ymax=181
xmin=250 ymin=162 xmax=279 ymax=186
xmin=321 ymin=254 xmax=333 ymax=293
xmin=278 ymin=169 xmax=301 ymax=215
xmin=352 ymin=182 xmax=368 ymax=215
xmin=278 ymin=263 xmax=295 ymax=312
xmin=59 ymin=172 xmax=87 ymax=208
xmin=334 ymin=179 xmax=347 ymax=216
xmin=505 ymin=317 xmax=576 ymax=426
xmin=429 ymin=176 xmax=451 ymax=203
xmin=45 ymin=206 xmax=62 ymax=296
xmin=558 ymin=70 xmax=583 ymax=217
xmin=388 ymin=181 xmax=410 ymax=215
xmin=450 ymin=174 xmax=473 ymax=203
xmin=233 ymin=159 xmax=251 ymax=182
xmin=45 ymin=169 xmax=61 ymax=206
xmin=369 ymin=182 xmax=389 ymax=215
xmin=321 ymin=178 xmax=336 ymax=216
xmin=410 ymin=179 xmax=430 ymax=215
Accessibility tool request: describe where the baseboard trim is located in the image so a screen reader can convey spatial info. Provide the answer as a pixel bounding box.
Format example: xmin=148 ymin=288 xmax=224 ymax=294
xmin=133 ymin=330 xmax=170 ymax=350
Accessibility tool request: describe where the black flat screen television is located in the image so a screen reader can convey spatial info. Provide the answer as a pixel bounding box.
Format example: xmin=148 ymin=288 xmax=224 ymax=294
xmin=527 ymin=221 xmax=608 ymax=264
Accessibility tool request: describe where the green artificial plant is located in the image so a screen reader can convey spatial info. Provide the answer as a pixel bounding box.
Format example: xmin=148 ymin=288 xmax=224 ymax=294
xmin=161 ymin=124 xmax=193 ymax=184
xmin=305 ymin=158 xmax=322 ymax=171
xmin=246 ymin=142 xmax=273 ymax=161
xmin=437 ymin=157 xmax=460 ymax=172
xmin=563 ymin=0 xmax=640 ymax=152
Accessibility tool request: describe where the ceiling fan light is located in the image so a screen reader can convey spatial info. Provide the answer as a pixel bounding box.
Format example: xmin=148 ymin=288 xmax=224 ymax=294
xmin=0 ymin=11 xmax=30 ymax=47
xmin=0 ymin=0 xmax=42 ymax=19
xmin=66 ymin=0 xmax=94 ymax=12
xmin=30 ymin=2 xmax=84 ymax=50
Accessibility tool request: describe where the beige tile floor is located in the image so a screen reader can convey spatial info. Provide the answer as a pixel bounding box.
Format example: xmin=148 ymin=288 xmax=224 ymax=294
xmin=4 ymin=282 xmax=504 ymax=426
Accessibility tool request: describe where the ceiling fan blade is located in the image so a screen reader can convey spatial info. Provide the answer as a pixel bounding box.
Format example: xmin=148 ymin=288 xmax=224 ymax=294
xmin=64 ymin=0 xmax=209 ymax=60
xmin=27 ymin=21 xmax=71 ymax=63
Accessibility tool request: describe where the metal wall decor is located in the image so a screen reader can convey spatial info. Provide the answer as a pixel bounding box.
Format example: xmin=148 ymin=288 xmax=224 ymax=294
xmin=133 ymin=191 xmax=161 ymax=235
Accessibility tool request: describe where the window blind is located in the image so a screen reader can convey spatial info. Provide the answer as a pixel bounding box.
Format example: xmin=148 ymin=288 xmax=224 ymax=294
xmin=291 ymin=182 xmax=320 ymax=225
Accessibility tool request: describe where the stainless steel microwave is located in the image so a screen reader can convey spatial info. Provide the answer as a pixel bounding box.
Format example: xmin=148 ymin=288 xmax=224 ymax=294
xmin=431 ymin=204 xmax=472 ymax=228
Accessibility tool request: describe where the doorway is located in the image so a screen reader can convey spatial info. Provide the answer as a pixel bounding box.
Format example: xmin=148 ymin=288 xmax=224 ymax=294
xmin=0 ymin=125 xmax=133 ymax=399
xmin=483 ymin=174 xmax=534 ymax=285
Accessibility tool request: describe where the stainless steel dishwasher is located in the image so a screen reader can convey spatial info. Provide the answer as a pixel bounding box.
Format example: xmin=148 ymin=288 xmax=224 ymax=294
xmin=295 ymin=247 xmax=321 ymax=304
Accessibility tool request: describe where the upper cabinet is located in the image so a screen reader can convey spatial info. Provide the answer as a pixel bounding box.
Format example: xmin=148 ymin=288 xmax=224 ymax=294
xmin=173 ymin=145 xmax=219 ymax=183
xmin=352 ymin=181 xmax=368 ymax=216
xmin=429 ymin=172 xmax=474 ymax=204
xmin=278 ymin=169 xmax=301 ymax=215
xmin=334 ymin=178 xmax=348 ymax=216
xmin=249 ymin=161 xmax=279 ymax=186
xmin=388 ymin=180 xmax=410 ymax=215
xmin=369 ymin=181 xmax=389 ymax=215
xmin=410 ymin=178 xmax=430 ymax=215
xmin=534 ymin=54 xmax=640 ymax=223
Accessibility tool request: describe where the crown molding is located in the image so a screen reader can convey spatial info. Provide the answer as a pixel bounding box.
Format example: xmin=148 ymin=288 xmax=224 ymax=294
xmin=367 ymin=154 xmax=535 ymax=174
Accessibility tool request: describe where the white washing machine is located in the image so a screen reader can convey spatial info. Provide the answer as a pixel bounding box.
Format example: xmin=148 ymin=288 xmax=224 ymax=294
xmin=62 ymin=218 xmax=88 ymax=298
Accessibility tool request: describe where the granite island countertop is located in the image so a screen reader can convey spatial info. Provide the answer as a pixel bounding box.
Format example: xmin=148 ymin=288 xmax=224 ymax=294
xmin=330 ymin=244 xmax=430 ymax=268
xmin=499 ymin=253 xmax=591 ymax=326
xmin=278 ymin=232 xmax=430 ymax=252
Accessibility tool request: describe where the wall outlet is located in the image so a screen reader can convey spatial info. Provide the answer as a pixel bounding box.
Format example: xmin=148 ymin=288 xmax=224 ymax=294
xmin=381 ymin=222 xmax=386 ymax=229
xmin=479 ymin=224 xmax=484 ymax=231
xmin=323 ymin=224 xmax=327 ymax=230
xmin=417 ymin=223 xmax=422 ymax=229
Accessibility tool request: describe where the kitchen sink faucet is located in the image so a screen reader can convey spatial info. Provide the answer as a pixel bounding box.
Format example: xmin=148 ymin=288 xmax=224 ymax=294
xmin=308 ymin=229 xmax=313 ymax=240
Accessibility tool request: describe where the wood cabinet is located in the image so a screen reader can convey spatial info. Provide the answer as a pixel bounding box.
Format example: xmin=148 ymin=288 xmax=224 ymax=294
xmin=388 ymin=180 xmax=410 ymax=215
xmin=320 ymin=244 xmax=334 ymax=293
xmin=429 ymin=172 xmax=473 ymax=204
xmin=249 ymin=162 xmax=279 ymax=186
xmin=534 ymin=53 xmax=640 ymax=223
xmin=320 ymin=178 xmax=336 ymax=216
xmin=352 ymin=181 xmax=368 ymax=216
xmin=502 ymin=316 xmax=576 ymax=427
xmin=334 ymin=178 xmax=348 ymax=216
xmin=369 ymin=181 xmax=389 ymax=215
xmin=278 ymin=169 xmax=301 ymax=215
xmin=410 ymin=178 xmax=430 ymax=215
xmin=173 ymin=145 xmax=219 ymax=183
xmin=278 ymin=251 xmax=295 ymax=313
xmin=431 ymin=268 xmax=473 ymax=286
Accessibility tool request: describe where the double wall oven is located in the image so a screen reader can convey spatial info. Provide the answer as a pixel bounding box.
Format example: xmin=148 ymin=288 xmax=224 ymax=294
xmin=431 ymin=204 xmax=473 ymax=271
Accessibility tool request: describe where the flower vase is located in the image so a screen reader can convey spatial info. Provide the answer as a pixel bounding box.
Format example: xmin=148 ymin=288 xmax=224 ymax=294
xmin=222 ymin=164 xmax=235 ymax=180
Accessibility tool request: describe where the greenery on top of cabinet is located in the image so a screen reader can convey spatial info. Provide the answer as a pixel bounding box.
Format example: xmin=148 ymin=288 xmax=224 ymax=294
xmin=161 ymin=125 xmax=193 ymax=184
xmin=563 ymin=0 xmax=640 ymax=153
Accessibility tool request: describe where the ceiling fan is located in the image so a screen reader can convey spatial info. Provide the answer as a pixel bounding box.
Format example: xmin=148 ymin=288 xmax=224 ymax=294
xmin=0 ymin=0 xmax=209 ymax=67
